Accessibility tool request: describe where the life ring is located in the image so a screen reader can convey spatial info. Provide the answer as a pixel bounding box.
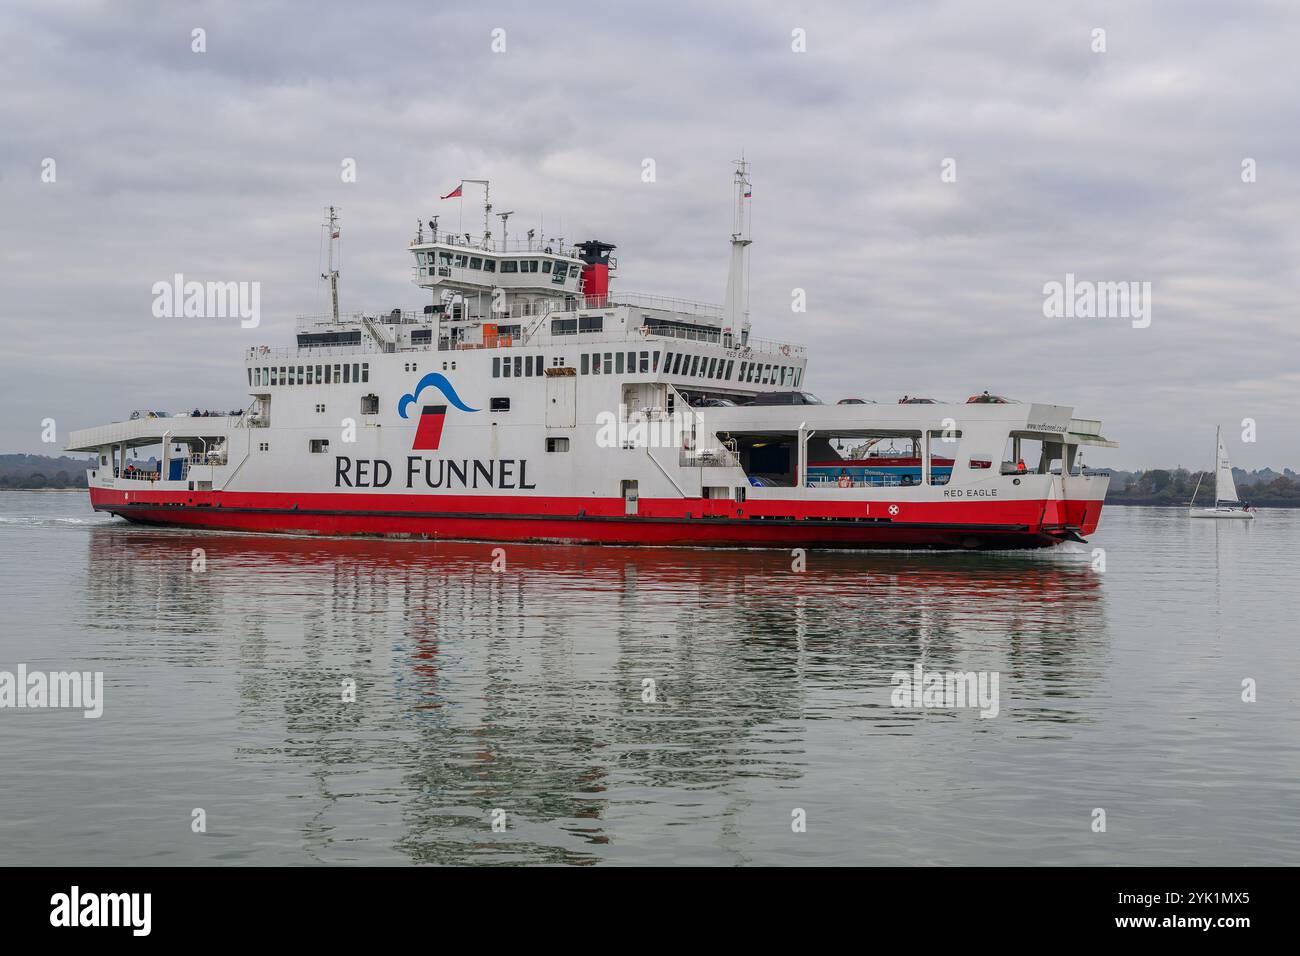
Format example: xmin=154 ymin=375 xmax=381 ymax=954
xmin=837 ymin=475 xmax=851 ymax=488
xmin=780 ymin=344 xmax=791 ymax=357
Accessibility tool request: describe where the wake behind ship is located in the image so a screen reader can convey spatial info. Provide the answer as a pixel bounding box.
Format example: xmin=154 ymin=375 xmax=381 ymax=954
xmin=68 ymin=164 xmax=1116 ymax=549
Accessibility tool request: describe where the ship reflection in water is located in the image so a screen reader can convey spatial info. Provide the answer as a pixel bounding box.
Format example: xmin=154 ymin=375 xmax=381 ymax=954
xmin=80 ymin=525 xmax=1107 ymax=864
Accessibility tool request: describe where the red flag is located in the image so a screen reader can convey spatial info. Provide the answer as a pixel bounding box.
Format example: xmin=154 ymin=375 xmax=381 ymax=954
xmin=440 ymin=184 xmax=463 ymax=199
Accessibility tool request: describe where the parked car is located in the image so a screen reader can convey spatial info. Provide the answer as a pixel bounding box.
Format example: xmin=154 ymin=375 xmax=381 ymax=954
xmin=898 ymin=396 xmax=938 ymax=404
xmin=966 ymin=391 xmax=1017 ymax=404
xmin=746 ymin=391 xmax=825 ymax=406
xmin=837 ymin=398 xmax=877 ymax=405
xmin=695 ymin=398 xmax=738 ymax=407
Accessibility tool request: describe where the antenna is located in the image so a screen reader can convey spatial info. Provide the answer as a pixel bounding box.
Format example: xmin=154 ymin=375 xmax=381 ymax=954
xmin=497 ymin=211 xmax=515 ymax=250
xmin=321 ymin=206 xmax=341 ymax=324
xmin=428 ymin=216 xmax=438 ymax=243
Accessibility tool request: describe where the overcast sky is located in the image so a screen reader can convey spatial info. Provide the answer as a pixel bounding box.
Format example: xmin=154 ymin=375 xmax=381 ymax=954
xmin=3 ymin=0 xmax=1297 ymax=469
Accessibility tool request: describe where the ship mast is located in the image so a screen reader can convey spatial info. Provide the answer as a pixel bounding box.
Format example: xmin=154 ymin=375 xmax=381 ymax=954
xmin=722 ymin=158 xmax=752 ymax=344
xmin=463 ymin=179 xmax=492 ymax=247
xmin=322 ymin=206 xmax=341 ymax=323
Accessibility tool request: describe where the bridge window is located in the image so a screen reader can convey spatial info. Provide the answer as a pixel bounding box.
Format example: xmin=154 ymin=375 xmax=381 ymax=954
xmin=501 ymin=260 xmax=519 ymax=273
xmin=469 ymin=257 xmax=482 ymax=269
xmin=483 ymin=259 xmax=496 ymax=273
xmin=616 ymin=352 xmax=625 ymax=374
xmin=581 ymin=354 xmax=589 ymax=374
xmin=652 ymin=350 xmax=661 ymax=371
xmin=578 ymin=315 xmax=603 ymax=332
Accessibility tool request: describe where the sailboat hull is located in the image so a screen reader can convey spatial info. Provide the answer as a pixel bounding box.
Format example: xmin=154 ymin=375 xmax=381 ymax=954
xmin=1189 ymin=507 xmax=1254 ymax=520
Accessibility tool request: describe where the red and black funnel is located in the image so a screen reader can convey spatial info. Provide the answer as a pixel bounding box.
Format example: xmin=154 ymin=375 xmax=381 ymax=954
xmin=576 ymin=239 xmax=616 ymax=305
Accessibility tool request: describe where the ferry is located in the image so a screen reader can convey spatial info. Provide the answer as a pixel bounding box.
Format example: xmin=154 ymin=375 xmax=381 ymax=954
xmin=67 ymin=164 xmax=1116 ymax=550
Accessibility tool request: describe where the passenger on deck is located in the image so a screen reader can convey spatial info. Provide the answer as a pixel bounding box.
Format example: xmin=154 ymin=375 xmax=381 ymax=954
xmin=1016 ymin=459 xmax=1027 ymax=473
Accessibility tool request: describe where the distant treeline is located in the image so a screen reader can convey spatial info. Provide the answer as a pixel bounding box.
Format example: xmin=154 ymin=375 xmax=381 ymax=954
xmin=1104 ymin=467 xmax=1300 ymax=507
xmin=0 ymin=454 xmax=93 ymax=489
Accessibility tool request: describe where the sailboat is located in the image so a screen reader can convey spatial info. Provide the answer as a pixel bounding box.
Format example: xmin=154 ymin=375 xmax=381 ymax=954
xmin=1189 ymin=427 xmax=1254 ymax=519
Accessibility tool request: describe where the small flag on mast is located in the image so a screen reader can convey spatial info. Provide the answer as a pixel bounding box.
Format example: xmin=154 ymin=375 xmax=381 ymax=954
xmin=743 ymin=188 xmax=752 ymax=198
xmin=441 ymin=184 xmax=463 ymax=200
xmin=331 ymin=230 xmax=340 ymax=239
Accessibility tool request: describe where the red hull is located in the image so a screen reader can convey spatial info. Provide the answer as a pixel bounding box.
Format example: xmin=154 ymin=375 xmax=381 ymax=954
xmin=89 ymin=488 xmax=1100 ymax=550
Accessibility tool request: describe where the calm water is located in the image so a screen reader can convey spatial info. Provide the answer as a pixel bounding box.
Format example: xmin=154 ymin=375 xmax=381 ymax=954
xmin=1 ymin=490 xmax=1297 ymax=866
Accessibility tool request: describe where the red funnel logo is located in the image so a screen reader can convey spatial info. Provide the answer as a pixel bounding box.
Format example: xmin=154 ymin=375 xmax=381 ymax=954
xmin=412 ymin=405 xmax=447 ymax=451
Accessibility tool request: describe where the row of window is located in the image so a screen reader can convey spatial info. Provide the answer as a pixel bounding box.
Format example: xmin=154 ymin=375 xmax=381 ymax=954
xmin=492 ymin=355 xmax=546 ymax=378
xmin=551 ymin=316 xmax=603 ymax=335
xmin=247 ymin=351 xmax=798 ymax=391
xmin=653 ymin=348 xmax=802 ymax=387
xmin=665 ymin=350 xmax=803 ymax=388
xmin=304 ymin=435 xmax=570 ymax=453
xmin=415 ymin=251 xmax=580 ymax=283
xmin=249 ymin=363 xmax=369 ymax=387
xmin=580 ymin=351 xmax=660 ymax=375
xmin=488 ymin=347 xmax=802 ymax=386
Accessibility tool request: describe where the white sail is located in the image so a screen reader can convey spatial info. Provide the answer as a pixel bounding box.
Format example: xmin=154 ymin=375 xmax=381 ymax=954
xmin=1214 ymin=427 xmax=1239 ymax=503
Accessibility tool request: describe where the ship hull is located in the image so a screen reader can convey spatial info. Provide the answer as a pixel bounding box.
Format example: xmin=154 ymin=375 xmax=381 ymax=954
xmin=89 ymin=487 xmax=1095 ymax=550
